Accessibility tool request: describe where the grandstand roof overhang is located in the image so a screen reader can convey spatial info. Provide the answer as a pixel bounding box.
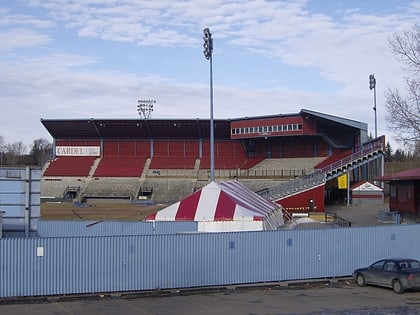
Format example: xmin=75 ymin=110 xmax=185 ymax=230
xmin=40 ymin=118 xmax=231 ymax=140
xmin=300 ymin=109 xmax=368 ymax=132
xmin=41 ymin=109 xmax=368 ymax=141
xmin=230 ymin=109 xmax=367 ymax=132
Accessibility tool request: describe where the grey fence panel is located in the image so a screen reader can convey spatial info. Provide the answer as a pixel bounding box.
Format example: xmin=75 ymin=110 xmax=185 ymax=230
xmin=1 ymin=225 xmax=420 ymax=298
xmin=37 ymin=220 xmax=198 ymax=237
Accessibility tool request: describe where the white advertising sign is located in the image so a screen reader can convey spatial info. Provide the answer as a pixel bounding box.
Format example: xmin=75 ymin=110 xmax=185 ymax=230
xmin=56 ymin=146 xmax=100 ymax=156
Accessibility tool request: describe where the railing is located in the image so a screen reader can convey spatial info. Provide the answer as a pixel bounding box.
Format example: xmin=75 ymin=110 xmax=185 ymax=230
xmin=258 ymin=137 xmax=384 ymax=202
xmin=320 ymin=138 xmax=384 ymax=175
xmin=258 ymin=171 xmax=326 ymax=200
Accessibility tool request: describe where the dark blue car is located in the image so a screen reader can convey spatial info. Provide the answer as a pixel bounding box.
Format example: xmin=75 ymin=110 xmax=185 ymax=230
xmin=353 ymin=258 xmax=420 ymax=293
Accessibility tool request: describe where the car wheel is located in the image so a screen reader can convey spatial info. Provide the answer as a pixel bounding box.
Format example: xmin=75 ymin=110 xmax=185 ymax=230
xmin=356 ymin=273 xmax=366 ymax=287
xmin=392 ymin=279 xmax=404 ymax=294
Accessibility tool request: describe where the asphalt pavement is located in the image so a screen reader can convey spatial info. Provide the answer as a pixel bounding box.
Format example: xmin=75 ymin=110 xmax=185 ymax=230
xmin=326 ymin=201 xmax=417 ymax=227
xmin=2 ymin=279 xmax=420 ymax=315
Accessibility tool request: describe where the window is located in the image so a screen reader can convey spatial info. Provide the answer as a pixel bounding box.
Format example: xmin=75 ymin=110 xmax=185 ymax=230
xmin=371 ymin=261 xmax=385 ymax=270
xmin=384 ymin=262 xmax=396 ymax=271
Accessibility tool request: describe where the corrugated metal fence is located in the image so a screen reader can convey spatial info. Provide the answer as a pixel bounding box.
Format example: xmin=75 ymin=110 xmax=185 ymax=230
xmin=1 ymin=224 xmax=420 ymax=298
xmin=37 ymin=220 xmax=198 ymax=237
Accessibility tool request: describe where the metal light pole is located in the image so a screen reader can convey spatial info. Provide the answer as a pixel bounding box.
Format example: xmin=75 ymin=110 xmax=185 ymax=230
xmin=369 ymin=74 xmax=377 ymax=138
xmin=203 ymin=27 xmax=215 ymax=182
xmin=137 ymin=99 xmax=155 ymax=119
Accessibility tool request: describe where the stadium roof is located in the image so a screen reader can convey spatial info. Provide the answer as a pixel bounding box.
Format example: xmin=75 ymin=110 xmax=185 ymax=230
xmin=300 ymin=109 xmax=368 ymax=131
xmin=40 ymin=118 xmax=231 ymax=140
xmin=41 ymin=109 xmax=368 ymax=140
xmin=230 ymin=109 xmax=368 ymax=131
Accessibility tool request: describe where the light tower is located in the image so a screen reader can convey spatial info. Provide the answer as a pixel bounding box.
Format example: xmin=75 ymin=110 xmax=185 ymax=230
xmin=137 ymin=99 xmax=155 ymax=119
xmin=203 ymin=27 xmax=215 ymax=182
xmin=369 ymin=74 xmax=377 ymax=138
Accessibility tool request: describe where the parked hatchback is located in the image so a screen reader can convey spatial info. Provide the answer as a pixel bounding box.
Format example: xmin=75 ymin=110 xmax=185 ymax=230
xmin=353 ymin=258 xmax=420 ymax=293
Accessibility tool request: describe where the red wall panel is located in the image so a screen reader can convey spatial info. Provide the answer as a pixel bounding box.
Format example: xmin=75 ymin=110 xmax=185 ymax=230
xmin=276 ymin=185 xmax=325 ymax=212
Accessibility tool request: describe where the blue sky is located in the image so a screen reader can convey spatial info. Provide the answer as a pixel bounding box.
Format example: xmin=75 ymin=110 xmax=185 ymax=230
xmin=0 ymin=0 xmax=419 ymax=151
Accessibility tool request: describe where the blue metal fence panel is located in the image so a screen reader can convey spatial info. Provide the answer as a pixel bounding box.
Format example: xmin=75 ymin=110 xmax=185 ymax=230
xmin=37 ymin=220 xmax=198 ymax=237
xmin=1 ymin=225 xmax=420 ymax=298
xmin=0 ymin=167 xmax=41 ymax=233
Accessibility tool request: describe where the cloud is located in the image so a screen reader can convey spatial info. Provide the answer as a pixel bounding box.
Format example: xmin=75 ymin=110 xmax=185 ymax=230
xmin=0 ymin=0 xmax=419 ymax=150
xmin=0 ymin=29 xmax=51 ymax=51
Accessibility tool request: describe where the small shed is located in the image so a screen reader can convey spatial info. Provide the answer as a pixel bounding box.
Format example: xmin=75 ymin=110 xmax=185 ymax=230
xmin=375 ymin=167 xmax=420 ymax=219
xmin=351 ymin=181 xmax=383 ymax=206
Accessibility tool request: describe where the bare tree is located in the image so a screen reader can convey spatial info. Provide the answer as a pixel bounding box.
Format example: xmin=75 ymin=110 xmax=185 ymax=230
xmin=6 ymin=141 xmax=27 ymax=165
xmin=386 ymin=24 xmax=420 ymax=152
xmin=0 ymin=136 xmax=5 ymax=165
xmin=30 ymin=138 xmax=53 ymax=166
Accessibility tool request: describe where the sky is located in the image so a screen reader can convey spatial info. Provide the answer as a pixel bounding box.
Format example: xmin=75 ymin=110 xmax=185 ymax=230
xmin=0 ymin=0 xmax=419 ymax=152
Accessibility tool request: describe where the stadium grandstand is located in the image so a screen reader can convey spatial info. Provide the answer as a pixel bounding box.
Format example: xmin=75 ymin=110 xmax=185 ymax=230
xmin=40 ymin=108 xmax=385 ymax=213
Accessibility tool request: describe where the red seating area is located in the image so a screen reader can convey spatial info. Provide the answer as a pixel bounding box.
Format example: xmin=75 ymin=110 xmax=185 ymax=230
xmin=314 ymin=150 xmax=352 ymax=170
xmin=151 ymin=140 xmax=200 ymax=157
xmin=199 ymin=140 xmax=251 ymax=169
xmin=45 ymin=141 xmax=263 ymax=176
xmin=149 ymin=156 xmax=197 ymax=169
xmin=93 ymin=156 xmax=148 ymax=177
xmin=43 ymin=156 xmax=97 ymax=177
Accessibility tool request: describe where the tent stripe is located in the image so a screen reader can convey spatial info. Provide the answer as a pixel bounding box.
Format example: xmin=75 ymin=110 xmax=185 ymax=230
xmin=175 ymin=189 xmax=201 ymax=220
xmin=195 ymin=184 xmax=220 ymax=220
xmin=214 ymin=191 xmax=236 ymax=220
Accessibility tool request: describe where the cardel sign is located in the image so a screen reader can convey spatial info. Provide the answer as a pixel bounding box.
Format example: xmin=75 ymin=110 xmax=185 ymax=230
xmin=56 ymin=146 xmax=100 ymax=156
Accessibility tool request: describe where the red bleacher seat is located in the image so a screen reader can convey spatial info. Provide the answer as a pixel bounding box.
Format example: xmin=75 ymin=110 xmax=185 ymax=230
xmin=93 ymin=156 xmax=148 ymax=177
xmin=43 ymin=156 xmax=96 ymax=177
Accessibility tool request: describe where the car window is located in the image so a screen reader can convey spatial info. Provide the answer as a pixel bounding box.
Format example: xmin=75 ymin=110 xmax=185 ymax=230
xmin=384 ymin=262 xmax=396 ymax=271
xmin=401 ymin=261 xmax=420 ymax=270
xmin=371 ymin=261 xmax=385 ymax=270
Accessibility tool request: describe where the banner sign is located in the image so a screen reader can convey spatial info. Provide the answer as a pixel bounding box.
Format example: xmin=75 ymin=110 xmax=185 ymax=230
xmin=338 ymin=174 xmax=347 ymax=189
xmin=56 ymin=146 xmax=100 ymax=156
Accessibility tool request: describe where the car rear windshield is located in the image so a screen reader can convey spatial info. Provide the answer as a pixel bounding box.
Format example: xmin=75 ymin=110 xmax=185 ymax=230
xmin=399 ymin=261 xmax=420 ymax=270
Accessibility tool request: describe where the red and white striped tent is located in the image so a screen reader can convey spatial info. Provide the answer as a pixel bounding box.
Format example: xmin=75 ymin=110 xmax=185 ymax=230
xmin=147 ymin=181 xmax=285 ymax=232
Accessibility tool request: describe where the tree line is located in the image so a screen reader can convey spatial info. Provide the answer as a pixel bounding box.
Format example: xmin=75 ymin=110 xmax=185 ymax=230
xmin=0 ymin=136 xmax=52 ymax=166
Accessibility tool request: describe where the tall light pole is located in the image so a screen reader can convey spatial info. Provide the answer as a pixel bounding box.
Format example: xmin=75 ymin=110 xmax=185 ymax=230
xmin=369 ymin=74 xmax=377 ymax=138
xmin=203 ymin=27 xmax=215 ymax=182
xmin=137 ymin=99 xmax=155 ymax=119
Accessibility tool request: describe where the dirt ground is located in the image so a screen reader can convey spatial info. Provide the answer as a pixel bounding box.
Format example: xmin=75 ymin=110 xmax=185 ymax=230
xmin=41 ymin=202 xmax=167 ymax=221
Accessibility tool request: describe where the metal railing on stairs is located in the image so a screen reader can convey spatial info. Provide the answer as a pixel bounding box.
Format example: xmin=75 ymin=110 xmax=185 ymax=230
xmin=258 ymin=138 xmax=384 ymax=202
xmin=320 ymin=139 xmax=384 ymax=180
xmin=258 ymin=171 xmax=326 ymax=201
